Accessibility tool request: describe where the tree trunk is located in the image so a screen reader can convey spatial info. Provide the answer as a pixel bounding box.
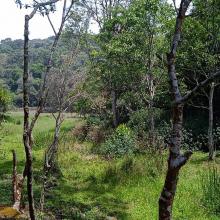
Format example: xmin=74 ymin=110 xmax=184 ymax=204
xmin=148 ymin=101 xmax=155 ymax=147
xmin=111 ymin=90 xmax=118 ymax=127
xmin=208 ymin=82 xmax=215 ymax=160
xmin=23 ymin=15 xmax=35 ymax=220
xmin=159 ymin=104 xmax=192 ymax=219
xmin=12 ymin=150 xmax=24 ymax=211
xmin=158 ymin=1 xmax=192 ymax=219
xmin=148 ymin=93 xmax=155 ymax=147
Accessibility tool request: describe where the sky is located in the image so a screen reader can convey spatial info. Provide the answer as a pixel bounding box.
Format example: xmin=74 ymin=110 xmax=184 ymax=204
xmin=0 ymin=0 xmax=65 ymax=40
xmin=0 ymin=0 xmax=181 ymax=41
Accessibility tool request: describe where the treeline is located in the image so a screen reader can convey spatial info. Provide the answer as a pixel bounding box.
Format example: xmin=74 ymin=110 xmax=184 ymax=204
xmin=72 ymin=0 xmax=220 ymax=154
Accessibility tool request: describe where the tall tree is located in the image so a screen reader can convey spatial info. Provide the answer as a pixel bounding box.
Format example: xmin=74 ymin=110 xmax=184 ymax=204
xmin=159 ymin=0 xmax=220 ymax=219
xmin=40 ymin=36 xmax=86 ymax=210
xmin=14 ymin=1 xmax=74 ymax=219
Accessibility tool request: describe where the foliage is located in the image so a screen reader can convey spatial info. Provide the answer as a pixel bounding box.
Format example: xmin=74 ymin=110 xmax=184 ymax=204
xmin=83 ymin=0 xmax=173 ymax=126
xmin=74 ymin=97 xmax=92 ymax=116
xmin=0 ymin=36 xmax=85 ymax=107
xmin=128 ymin=108 xmax=162 ymax=138
xmin=0 ymin=37 xmax=52 ymax=106
xmin=0 ymin=87 xmax=12 ymax=114
xmin=101 ymin=124 xmax=137 ymax=158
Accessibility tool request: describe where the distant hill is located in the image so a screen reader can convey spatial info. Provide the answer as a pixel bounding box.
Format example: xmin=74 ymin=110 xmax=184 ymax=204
xmin=0 ymin=36 xmax=86 ymax=107
xmin=0 ymin=37 xmax=56 ymax=106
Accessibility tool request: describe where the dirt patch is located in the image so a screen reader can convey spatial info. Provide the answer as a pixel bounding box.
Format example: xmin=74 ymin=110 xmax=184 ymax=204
xmin=0 ymin=206 xmax=28 ymax=219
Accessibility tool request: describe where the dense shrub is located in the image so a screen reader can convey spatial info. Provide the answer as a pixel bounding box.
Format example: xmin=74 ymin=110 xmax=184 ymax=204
xmin=157 ymin=121 xmax=200 ymax=151
xmin=72 ymin=123 xmax=89 ymax=142
xmin=101 ymin=124 xmax=137 ymax=158
xmin=74 ymin=97 xmax=92 ymax=117
xmin=128 ymin=108 xmax=162 ymax=138
xmin=0 ymin=87 xmax=12 ymax=120
xmin=201 ymin=167 xmax=220 ymax=215
xmin=86 ymin=116 xmax=103 ymax=126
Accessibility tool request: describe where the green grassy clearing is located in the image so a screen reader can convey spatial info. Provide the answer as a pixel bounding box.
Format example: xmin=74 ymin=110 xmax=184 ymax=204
xmin=0 ymin=112 xmax=220 ymax=219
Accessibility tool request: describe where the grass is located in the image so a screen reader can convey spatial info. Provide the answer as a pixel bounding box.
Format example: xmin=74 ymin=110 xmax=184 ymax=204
xmin=0 ymin=112 xmax=220 ymax=219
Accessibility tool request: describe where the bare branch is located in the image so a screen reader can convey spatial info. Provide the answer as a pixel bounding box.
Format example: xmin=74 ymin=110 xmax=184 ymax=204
xmin=172 ymin=0 xmax=178 ymax=15
xmin=46 ymin=13 xmax=57 ymax=35
xmin=178 ymin=70 xmax=220 ymax=104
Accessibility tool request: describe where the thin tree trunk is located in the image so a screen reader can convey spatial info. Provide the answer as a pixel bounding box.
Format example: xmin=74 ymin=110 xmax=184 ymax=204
xmin=149 ymin=98 xmax=155 ymax=147
xmin=23 ymin=15 xmax=35 ymax=220
xmin=148 ymin=101 xmax=155 ymax=147
xmin=159 ymin=1 xmax=192 ymax=219
xmin=147 ymin=32 xmax=155 ymax=147
xmin=208 ymin=82 xmax=215 ymax=160
xmin=111 ymin=90 xmax=118 ymax=127
xmin=12 ymin=150 xmax=24 ymax=211
xmin=40 ymin=113 xmax=62 ymax=211
xmin=18 ymin=1 xmax=68 ymax=218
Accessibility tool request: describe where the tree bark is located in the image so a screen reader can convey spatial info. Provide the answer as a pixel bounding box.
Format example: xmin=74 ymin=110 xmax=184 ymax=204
xmin=159 ymin=104 xmax=192 ymax=219
xmin=149 ymin=100 xmax=155 ymax=147
xmin=158 ymin=1 xmax=192 ymax=219
xmin=23 ymin=15 xmax=35 ymax=220
xmin=208 ymin=82 xmax=215 ymax=160
xmin=12 ymin=150 xmax=24 ymax=211
xmin=111 ymin=90 xmax=118 ymax=127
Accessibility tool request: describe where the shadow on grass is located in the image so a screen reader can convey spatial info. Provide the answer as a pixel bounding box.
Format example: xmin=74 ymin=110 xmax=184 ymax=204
xmin=190 ymin=154 xmax=209 ymax=165
xmin=0 ymin=160 xmax=25 ymax=177
xmin=45 ymin=174 xmax=129 ymax=219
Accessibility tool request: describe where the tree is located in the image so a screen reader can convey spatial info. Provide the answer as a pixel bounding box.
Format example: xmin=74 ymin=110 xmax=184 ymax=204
xmin=40 ymin=37 xmax=85 ymax=210
xmin=159 ymin=0 xmax=220 ymax=219
xmin=13 ymin=1 xmax=74 ymax=219
xmin=176 ymin=0 xmax=220 ymax=160
xmin=87 ymin=0 xmax=172 ymax=131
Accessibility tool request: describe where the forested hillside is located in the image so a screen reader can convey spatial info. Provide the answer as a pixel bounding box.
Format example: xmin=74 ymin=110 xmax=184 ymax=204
xmin=0 ymin=36 xmax=86 ymax=107
xmin=0 ymin=0 xmax=220 ymax=219
xmin=0 ymin=37 xmax=53 ymax=106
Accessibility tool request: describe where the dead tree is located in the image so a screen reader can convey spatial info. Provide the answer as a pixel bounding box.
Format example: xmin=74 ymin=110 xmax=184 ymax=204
xmin=159 ymin=0 xmax=220 ymax=219
xmin=40 ymin=40 xmax=85 ymax=210
xmin=12 ymin=150 xmax=24 ymax=211
xmin=15 ymin=1 xmax=75 ymax=219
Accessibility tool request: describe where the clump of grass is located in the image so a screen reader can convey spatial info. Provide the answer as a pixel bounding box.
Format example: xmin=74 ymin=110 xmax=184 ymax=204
xmin=201 ymin=167 xmax=220 ymax=215
xmin=33 ymin=131 xmax=54 ymax=149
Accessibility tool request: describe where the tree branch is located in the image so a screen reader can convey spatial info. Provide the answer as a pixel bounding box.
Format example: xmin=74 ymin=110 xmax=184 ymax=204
xmin=177 ymin=70 xmax=220 ymax=104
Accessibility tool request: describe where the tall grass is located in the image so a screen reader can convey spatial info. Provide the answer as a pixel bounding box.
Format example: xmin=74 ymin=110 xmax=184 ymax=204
xmin=201 ymin=167 xmax=220 ymax=215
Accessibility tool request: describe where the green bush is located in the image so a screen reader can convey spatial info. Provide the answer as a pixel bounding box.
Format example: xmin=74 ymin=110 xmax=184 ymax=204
xmin=128 ymin=108 xmax=162 ymax=138
xmin=201 ymin=167 xmax=220 ymax=215
xmin=0 ymin=87 xmax=12 ymax=116
xmin=101 ymin=124 xmax=137 ymax=158
xmin=86 ymin=116 xmax=103 ymax=126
